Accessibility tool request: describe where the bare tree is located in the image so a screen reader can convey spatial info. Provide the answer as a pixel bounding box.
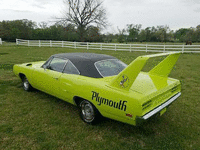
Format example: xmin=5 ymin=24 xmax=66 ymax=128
xmin=58 ymin=0 xmax=107 ymax=41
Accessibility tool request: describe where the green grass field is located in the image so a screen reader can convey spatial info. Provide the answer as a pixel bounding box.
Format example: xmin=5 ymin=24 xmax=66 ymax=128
xmin=0 ymin=45 xmax=199 ymax=150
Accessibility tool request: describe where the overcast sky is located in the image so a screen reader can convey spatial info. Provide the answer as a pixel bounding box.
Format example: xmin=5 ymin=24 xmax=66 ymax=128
xmin=1 ymin=0 xmax=200 ymax=33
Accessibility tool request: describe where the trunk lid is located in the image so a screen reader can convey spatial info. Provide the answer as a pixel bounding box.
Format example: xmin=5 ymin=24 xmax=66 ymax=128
xmin=130 ymin=72 xmax=181 ymax=115
xmin=130 ymin=72 xmax=178 ymax=95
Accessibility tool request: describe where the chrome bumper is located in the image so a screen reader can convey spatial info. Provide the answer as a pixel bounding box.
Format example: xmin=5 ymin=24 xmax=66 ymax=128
xmin=136 ymin=92 xmax=181 ymax=125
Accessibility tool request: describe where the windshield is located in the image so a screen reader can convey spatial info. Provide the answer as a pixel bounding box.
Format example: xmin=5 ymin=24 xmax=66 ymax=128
xmin=95 ymin=59 xmax=127 ymax=77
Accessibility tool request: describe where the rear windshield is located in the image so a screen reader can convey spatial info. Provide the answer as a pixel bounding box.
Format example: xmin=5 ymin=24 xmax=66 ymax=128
xmin=95 ymin=59 xmax=127 ymax=77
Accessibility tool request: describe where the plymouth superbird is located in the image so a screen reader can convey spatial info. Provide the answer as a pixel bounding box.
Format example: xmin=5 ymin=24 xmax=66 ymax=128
xmin=13 ymin=52 xmax=181 ymax=126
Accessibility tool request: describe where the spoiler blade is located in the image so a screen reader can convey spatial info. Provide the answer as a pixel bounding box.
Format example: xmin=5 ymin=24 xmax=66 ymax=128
xmin=149 ymin=52 xmax=181 ymax=77
xmin=108 ymin=52 xmax=180 ymax=91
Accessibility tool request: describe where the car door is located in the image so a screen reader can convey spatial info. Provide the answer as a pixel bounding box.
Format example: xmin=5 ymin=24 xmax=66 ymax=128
xmin=57 ymin=60 xmax=80 ymax=103
xmin=44 ymin=57 xmax=68 ymax=96
xmin=32 ymin=57 xmax=68 ymax=96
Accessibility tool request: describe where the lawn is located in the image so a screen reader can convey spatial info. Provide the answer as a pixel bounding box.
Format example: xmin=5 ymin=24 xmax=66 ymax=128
xmin=0 ymin=45 xmax=199 ymax=150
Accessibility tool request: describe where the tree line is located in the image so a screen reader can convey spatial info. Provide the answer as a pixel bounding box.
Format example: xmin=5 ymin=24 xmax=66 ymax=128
xmin=0 ymin=19 xmax=102 ymax=42
xmin=116 ymin=24 xmax=200 ymax=43
xmin=0 ymin=19 xmax=200 ymax=43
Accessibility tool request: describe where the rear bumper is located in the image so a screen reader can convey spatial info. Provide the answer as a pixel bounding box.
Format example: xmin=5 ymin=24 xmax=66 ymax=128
xmin=136 ymin=92 xmax=181 ymax=126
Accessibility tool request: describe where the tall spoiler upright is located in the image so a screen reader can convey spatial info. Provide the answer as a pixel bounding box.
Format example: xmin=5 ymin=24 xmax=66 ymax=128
xmin=108 ymin=52 xmax=181 ymax=91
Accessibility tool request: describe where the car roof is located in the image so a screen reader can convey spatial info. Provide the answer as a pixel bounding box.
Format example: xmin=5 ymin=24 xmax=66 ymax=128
xmin=52 ymin=53 xmax=117 ymax=78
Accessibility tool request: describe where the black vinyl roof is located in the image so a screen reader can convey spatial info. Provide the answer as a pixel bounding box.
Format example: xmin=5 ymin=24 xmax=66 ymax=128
xmin=52 ymin=53 xmax=116 ymax=78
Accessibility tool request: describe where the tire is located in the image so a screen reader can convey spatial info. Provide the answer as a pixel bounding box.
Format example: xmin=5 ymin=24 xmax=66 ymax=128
xmin=22 ymin=76 xmax=33 ymax=91
xmin=79 ymin=100 xmax=100 ymax=124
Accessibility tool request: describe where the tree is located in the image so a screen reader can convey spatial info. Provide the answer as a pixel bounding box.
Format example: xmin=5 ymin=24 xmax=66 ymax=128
xmin=86 ymin=26 xmax=102 ymax=42
xmin=145 ymin=27 xmax=151 ymax=42
xmin=0 ymin=19 xmax=36 ymax=41
xmin=126 ymin=24 xmax=142 ymax=42
xmin=102 ymin=33 xmax=114 ymax=43
xmin=63 ymin=24 xmax=78 ymax=41
xmin=59 ymin=0 xmax=107 ymax=41
xmin=150 ymin=26 xmax=158 ymax=42
xmin=155 ymin=25 xmax=170 ymax=42
xmin=195 ymin=25 xmax=200 ymax=42
xmin=168 ymin=30 xmax=175 ymax=42
xmin=184 ymin=28 xmax=196 ymax=42
xmin=117 ymin=27 xmax=126 ymax=43
xmin=38 ymin=22 xmax=48 ymax=29
xmin=138 ymin=29 xmax=146 ymax=42
xmin=174 ymin=28 xmax=190 ymax=42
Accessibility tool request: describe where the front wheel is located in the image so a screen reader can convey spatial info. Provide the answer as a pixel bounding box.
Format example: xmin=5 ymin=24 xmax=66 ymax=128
xmin=79 ymin=100 xmax=100 ymax=124
xmin=22 ymin=76 xmax=33 ymax=91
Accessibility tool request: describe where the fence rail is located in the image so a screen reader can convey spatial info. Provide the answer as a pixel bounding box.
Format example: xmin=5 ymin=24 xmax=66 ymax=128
xmin=16 ymin=39 xmax=200 ymax=53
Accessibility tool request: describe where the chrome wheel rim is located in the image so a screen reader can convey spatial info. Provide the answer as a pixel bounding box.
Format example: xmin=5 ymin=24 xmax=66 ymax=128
xmin=23 ymin=79 xmax=29 ymax=90
xmin=80 ymin=101 xmax=94 ymax=122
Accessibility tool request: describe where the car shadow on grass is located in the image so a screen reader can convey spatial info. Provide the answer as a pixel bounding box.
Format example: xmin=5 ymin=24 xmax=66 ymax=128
xmin=18 ymin=86 xmax=164 ymax=137
xmin=97 ymin=117 xmax=161 ymax=135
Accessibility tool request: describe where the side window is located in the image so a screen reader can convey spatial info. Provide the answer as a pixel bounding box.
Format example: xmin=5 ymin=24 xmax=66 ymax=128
xmin=48 ymin=57 xmax=67 ymax=72
xmin=63 ymin=61 xmax=80 ymax=75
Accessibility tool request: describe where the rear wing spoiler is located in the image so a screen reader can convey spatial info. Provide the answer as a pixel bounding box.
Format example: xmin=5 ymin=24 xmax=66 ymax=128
xmin=109 ymin=52 xmax=181 ymax=91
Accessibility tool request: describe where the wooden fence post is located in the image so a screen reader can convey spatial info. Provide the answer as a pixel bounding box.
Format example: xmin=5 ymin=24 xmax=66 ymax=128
xmin=87 ymin=42 xmax=89 ymax=50
xmin=74 ymin=42 xmax=76 ymax=49
xmin=39 ymin=40 xmax=41 ymax=47
xmin=164 ymin=45 xmax=165 ymax=52
xmin=50 ymin=40 xmax=52 ymax=47
xmin=146 ymin=44 xmax=148 ymax=52
xmin=115 ymin=44 xmax=116 ymax=51
xmin=182 ymin=45 xmax=184 ymax=53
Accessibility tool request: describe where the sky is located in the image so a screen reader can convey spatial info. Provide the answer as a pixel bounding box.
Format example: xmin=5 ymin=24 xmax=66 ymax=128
xmin=1 ymin=0 xmax=200 ymax=33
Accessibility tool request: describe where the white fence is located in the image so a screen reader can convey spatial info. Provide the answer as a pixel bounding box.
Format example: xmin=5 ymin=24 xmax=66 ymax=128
xmin=16 ymin=39 xmax=200 ymax=53
xmin=0 ymin=38 xmax=2 ymax=45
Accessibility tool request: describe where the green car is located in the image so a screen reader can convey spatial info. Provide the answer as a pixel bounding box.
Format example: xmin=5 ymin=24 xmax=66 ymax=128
xmin=13 ymin=52 xmax=181 ymax=126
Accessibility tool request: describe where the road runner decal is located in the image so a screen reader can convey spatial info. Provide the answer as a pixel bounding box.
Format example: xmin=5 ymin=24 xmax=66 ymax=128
xmin=120 ymin=74 xmax=129 ymax=88
xmin=91 ymin=91 xmax=127 ymax=111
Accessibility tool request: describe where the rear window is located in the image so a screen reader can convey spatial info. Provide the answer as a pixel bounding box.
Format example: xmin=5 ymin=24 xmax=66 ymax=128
xmin=95 ymin=59 xmax=127 ymax=77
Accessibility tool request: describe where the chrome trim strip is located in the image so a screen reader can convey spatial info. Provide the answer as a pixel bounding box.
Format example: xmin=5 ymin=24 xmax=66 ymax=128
xmin=142 ymin=92 xmax=181 ymax=120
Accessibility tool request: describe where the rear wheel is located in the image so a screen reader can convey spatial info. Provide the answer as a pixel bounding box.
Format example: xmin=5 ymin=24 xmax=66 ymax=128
xmin=79 ymin=100 xmax=100 ymax=124
xmin=22 ymin=76 xmax=33 ymax=91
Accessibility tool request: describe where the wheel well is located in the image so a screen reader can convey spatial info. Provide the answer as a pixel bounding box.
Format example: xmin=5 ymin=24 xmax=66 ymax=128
xmin=19 ymin=73 xmax=25 ymax=80
xmin=73 ymin=96 xmax=102 ymax=116
xmin=73 ymin=96 xmax=84 ymax=107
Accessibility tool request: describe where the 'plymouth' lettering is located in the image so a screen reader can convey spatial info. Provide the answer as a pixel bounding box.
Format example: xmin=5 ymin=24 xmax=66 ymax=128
xmin=91 ymin=91 xmax=127 ymax=111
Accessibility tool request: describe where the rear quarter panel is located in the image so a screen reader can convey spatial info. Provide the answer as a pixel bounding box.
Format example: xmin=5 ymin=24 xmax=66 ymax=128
xmin=67 ymin=75 xmax=142 ymax=125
